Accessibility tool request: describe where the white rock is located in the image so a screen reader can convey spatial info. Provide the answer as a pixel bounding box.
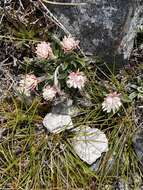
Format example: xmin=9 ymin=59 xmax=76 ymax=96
xmin=43 ymin=113 xmax=73 ymax=133
xmin=72 ymin=126 xmax=108 ymax=165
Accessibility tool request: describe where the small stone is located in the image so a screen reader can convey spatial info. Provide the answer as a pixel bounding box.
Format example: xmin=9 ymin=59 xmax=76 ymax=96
xmin=43 ymin=113 xmax=73 ymax=133
xmin=75 ymin=97 xmax=93 ymax=107
xmin=115 ymin=179 xmax=129 ymax=190
xmin=72 ymin=126 xmax=108 ymax=165
xmin=90 ymin=159 xmax=101 ymax=172
xmin=133 ymin=128 xmax=143 ymax=166
xmin=52 ymin=98 xmax=80 ymax=117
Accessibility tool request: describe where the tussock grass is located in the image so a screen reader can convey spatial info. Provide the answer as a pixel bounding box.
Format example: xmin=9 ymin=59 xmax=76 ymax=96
xmin=0 ymin=66 xmax=142 ymax=189
xmin=0 ymin=98 xmax=96 ymax=189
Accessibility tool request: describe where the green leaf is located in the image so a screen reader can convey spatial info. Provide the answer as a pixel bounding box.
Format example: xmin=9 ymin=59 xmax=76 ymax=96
xmin=137 ymin=87 xmax=143 ymax=93
xmin=128 ymin=92 xmax=137 ymax=101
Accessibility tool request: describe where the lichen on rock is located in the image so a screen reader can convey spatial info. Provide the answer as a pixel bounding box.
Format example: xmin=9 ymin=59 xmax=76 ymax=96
xmin=49 ymin=0 xmax=143 ymax=64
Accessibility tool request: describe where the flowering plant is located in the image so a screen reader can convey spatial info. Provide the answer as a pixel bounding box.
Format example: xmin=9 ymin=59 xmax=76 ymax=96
xmin=102 ymin=92 xmax=122 ymax=113
xmin=17 ymin=74 xmax=38 ymax=96
xmin=17 ymin=35 xmax=88 ymax=102
xmin=60 ymin=36 xmax=79 ymax=53
xmin=16 ymin=34 xmax=124 ymax=116
xmin=67 ymin=71 xmax=87 ymax=89
xmin=35 ymin=41 xmax=54 ymax=59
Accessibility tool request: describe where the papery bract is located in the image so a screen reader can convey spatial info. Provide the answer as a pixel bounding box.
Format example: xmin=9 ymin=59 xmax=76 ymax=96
xmin=35 ymin=41 xmax=54 ymax=59
xmin=102 ymin=92 xmax=122 ymax=113
xmin=61 ymin=36 xmax=79 ymax=53
xmin=67 ymin=71 xmax=86 ymax=89
xmin=43 ymin=85 xmax=57 ymax=101
xmin=17 ymin=74 xmax=38 ymax=96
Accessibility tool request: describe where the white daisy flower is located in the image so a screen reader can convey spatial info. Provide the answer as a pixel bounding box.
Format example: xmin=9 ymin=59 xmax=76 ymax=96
xmin=102 ymin=92 xmax=122 ymax=113
xmin=61 ymin=36 xmax=79 ymax=53
xmin=67 ymin=71 xmax=86 ymax=89
xmin=35 ymin=41 xmax=54 ymax=59
xmin=43 ymin=85 xmax=57 ymax=101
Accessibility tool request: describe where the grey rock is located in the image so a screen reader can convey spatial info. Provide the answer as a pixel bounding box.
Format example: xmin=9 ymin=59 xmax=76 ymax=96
xmin=72 ymin=126 xmax=108 ymax=165
xmin=90 ymin=159 xmax=101 ymax=172
xmin=91 ymin=152 xmax=116 ymax=173
xmin=115 ymin=179 xmax=129 ymax=190
xmin=133 ymin=128 xmax=143 ymax=166
xmin=75 ymin=97 xmax=93 ymax=107
xmin=49 ymin=0 xmax=143 ymax=64
xmin=114 ymin=174 xmax=142 ymax=190
xmin=43 ymin=113 xmax=73 ymax=133
xmin=52 ymin=98 xmax=80 ymax=117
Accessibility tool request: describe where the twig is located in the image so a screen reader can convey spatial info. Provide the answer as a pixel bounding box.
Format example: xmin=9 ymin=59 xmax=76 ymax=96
xmin=18 ymin=0 xmax=25 ymax=10
xmin=30 ymin=0 xmax=86 ymax=57
xmin=0 ymin=14 xmax=4 ymax=25
xmin=43 ymin=0 xmax=87 ymax=6
xmin=34 ymin=0 xmax=71 ymax=35
xmin=0 ymin=35 xmax=41 ymax=42
xmin=0 ymin=58 xmax=9 ymax=66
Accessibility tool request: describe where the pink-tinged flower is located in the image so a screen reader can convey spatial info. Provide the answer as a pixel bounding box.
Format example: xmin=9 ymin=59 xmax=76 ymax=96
xmin=43 ymin=85 xmax=57 ymax=101
xmin=20 ymin=74 xmax=38 ymax=90
xmin=17 ymin=74 xmax=38 ymax=96
xmin=67 ymin=71 xmax=86 ymax=89
xmin=35 ymin=41 xmax=54 ymax=59
xmin=61 ymin=36 xmax=79 ymax=53
xmin=102 ymin=92 xmax=122 ymax=113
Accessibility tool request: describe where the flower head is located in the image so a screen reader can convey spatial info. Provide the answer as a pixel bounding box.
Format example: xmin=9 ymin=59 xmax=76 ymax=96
xmin=67 ymin=71 xmax=86 ymax=89
xmin=102 ymin=92 xmax=122 ymax=113
xmin=61 ymin=36 xmax=79 ymax=53
xmin=43 ymin=85 xmax=57 ymax=101
xmin=17 ymin=74 xmax=38 ymax=96
xmin=35 ymin=41 xmax=54 ymax=59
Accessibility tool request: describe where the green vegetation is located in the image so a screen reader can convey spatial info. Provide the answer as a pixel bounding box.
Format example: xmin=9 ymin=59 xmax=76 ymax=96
xmin=1 ymin=64 xmax=143 ymax=189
